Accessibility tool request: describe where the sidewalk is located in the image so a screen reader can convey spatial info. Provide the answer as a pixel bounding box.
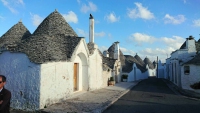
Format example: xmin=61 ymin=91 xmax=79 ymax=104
xmin=162 ymin=79 xmax=200 ymax=99
xmin=39 ymin=81 xmax=139 ymax=113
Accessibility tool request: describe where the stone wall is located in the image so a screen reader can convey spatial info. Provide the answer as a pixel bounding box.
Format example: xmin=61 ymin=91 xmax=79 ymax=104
xmin=181 ymin=65 xmax=200 ymax=90
xmin=40 ymin=61 xmax=73 ymax=109
xmin=88 ymin=48 xmax=104 ymax=90
xmin=0 ymin=51 xmax=40 ymax=110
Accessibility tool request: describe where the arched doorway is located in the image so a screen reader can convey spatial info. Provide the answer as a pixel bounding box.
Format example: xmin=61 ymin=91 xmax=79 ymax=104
xmin=74 ymin=52 xmax=88 ymax=91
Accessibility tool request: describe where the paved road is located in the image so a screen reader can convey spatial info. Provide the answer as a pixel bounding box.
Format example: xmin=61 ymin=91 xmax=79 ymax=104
xmin=103 ymin=77 xmax=200 ymax=113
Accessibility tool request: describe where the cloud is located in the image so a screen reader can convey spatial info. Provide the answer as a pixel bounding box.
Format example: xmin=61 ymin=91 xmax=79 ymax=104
xmin=76 ymin=28 xmax=88 ymax=37
xmin=62 ymin=11 xmax=78 ymax=23
xmin=1 ymin=0 xmax=18 ymax=14
xmin=139 ymin=47 xmax=173 ymax=62
xmin=105 ymin=12 xmax=120 ymax=23
xmin=77 ymin=0 xmax=81 ymax=4
xmin=81 ymin=2 xmax=97 ymax=13
xmin=127 ymin=35 xmax=185 ymax=62
xmin=98 ymin=46 xmax=108 ymax=52
xmin=17 ymin=0 xmax=24 ymax=5
xmin=120 ymin=47 xmax=135 ymax=55
xmin=95 ymin=31 xmax=105 ymax=37
xmin=160 ymin=36 xmax=185 ymax=50
xmin=129 ymin=33 xmax=156 ymax=46
xmin=30 ymin=13 xmax=43 ymax=27
xmin=1 ymin=0 xmax=24 ymax=14
xmin=164 ymin=14 xmax=186 ymax=24
xmin=193 ymin=19 xmax=200 ymax=27
xmin=127 ymin=2 xmax=155 ymax=20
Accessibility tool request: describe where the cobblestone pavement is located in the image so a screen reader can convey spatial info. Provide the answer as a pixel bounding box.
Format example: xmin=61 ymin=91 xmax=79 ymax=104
xmin=11 ymin=81 xmax=139 ymax=113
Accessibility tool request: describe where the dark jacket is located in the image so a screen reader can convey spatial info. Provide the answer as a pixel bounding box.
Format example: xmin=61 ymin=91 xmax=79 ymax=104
xmin=0 ymin=88 xmax=11 ymax=113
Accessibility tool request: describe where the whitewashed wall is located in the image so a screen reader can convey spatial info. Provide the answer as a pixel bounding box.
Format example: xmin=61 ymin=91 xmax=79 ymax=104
xmin=88 ymin=48 xmax=104 ymax=90
xmin=146 ymin=65 xmax=156 ymax=77
xmin=181 ymin=65 xmax=200 ymax=90
xmin=0 ymin=51 xmax=40 ymax=110
xmin=40 ymin=61 xmax=74 ymax=109
xmin=128 ymin=63 xmax=148 ymax=82
xmin=102 ymin=69 xmax=112 ymax=87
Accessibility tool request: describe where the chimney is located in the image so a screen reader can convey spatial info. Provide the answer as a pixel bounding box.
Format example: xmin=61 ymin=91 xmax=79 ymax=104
xmin=89 ymin=14 xmax=94 ymax=43
xmin=186 ymin=35 xmax=195 ymax=52
xmin=114 ymin=41 xmax=120 ymax=59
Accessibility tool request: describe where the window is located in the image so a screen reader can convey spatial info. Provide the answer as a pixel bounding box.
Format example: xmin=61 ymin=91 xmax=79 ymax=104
xmin=184 ymin=66 xmax=190 ymax=75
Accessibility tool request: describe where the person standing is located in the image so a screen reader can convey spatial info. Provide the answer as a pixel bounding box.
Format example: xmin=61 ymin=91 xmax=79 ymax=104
xmin=0 ymin=75 xmax=11 ymax=113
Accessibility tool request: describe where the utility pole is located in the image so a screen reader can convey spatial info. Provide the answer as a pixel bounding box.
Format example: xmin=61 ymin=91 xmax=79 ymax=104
xmin=157 ymin=56 xmax=158 ymax=78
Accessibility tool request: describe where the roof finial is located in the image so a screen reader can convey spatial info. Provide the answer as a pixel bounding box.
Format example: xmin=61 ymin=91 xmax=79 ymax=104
xmin=19 ymin=19 xmax=22 ymax=23
xmin=55 ymin=9 xmax=58 ymax=12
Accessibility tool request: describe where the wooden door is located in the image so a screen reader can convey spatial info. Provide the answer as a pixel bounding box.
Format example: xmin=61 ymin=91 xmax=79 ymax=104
xmin=74 ymin=63 xmax=78 ymax=91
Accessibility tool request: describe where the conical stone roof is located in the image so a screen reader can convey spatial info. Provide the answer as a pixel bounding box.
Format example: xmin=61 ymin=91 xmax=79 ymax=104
xmin=0 ymin=21 xmax=31 ymax=48
xmin=107 ymin=43 xmax=125 ymax=65
xmin=17 ymin=10 xmax=81 ymax=64
xmin=33 ymin=10 xmax=78 ymax=37
xmin=134 ymin=54 xmax=145 ymax=66
xmin=123 ymin=55 xmax=146 ymax=73
xmin=144 ymin=57 xmax=154 ymax=69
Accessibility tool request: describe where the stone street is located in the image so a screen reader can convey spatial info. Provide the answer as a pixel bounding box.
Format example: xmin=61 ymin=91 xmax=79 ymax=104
xmin=104 ymin=77 xmax=200 ymax=113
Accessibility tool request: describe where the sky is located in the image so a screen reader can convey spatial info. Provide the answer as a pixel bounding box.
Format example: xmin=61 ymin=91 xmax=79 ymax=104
xmin=0 ymin=0 xmax=200 ymax=62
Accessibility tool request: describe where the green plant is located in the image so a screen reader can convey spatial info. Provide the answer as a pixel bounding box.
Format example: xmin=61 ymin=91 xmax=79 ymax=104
xmin=122 ymin=74 xmax=128 ymax=79
xmin=110 ymin=77 xmax=114 ymax=81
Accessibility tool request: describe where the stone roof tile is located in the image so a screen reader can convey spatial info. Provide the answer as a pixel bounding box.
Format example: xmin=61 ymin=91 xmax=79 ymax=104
xmin=144 ymin=57 xmax=155 ymax=69
xmin=33 ymin=10 xmax=77 ymax=37
xmin=0 ymin=21 xmax=31 ymax=48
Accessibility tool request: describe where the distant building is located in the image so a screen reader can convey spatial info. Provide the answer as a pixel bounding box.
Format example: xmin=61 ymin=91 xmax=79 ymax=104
xmin=122 ymin=54 xmax=156 ymax=82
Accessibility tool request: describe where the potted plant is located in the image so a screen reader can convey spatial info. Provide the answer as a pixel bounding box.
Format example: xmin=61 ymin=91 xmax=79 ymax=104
xmin=122 ymin=74 xmax=128 ymax=82
xmin=108 ymin=77 xmax=115 ymax=86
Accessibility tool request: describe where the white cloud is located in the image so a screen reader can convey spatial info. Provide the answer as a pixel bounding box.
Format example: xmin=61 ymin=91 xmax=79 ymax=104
xmin=81 ymin=2 xmax=97 ymax=13
xmin=127 ymin=2 xmax=155 ymax=20
xmin=160 ymin=36 xmax=185 ymax=50
xmin=76 ymin=28 xmax=88 ymax=37
xmin=95 ymin=31 xmax=105 ymax=37
xmin=193 ymin=19 xmax=200 ymax=27
xmin=62 ymin=11 xmax=78 ymax=24
xmin=139 ymin=47 xmax=173 ymax=62
xmin=30 ymin=13 xmax=43 ymax=27
xmin=105 ymin=12 xmax=120 ymax=23
xmin=120 ymin=47 xmax=135 ymax=55
xmin=1 ymin=0 xmax=18 ymax=14
xmin=77 ymin=0 xmax=81 ymax=4
xmin=1 ymin=0 xmax=24 ymax=14
xmin=164 ymin=14 xmax=186 ymax=24
xmin=129 ymin=33 xmax=156 ymax=45
xmin=17 ymin=0 xmax=24 ymax=5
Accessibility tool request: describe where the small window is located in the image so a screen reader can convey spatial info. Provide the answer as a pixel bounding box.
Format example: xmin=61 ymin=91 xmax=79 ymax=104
xmin=184 ymin=66 xmax=190 ymax=75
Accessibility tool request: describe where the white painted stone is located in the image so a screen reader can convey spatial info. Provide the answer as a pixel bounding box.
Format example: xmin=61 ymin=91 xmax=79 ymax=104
xmin=181 ymin=65 xmax=200 ymax=91
xmin=0 ymin=51 xmax=40 ymax=110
